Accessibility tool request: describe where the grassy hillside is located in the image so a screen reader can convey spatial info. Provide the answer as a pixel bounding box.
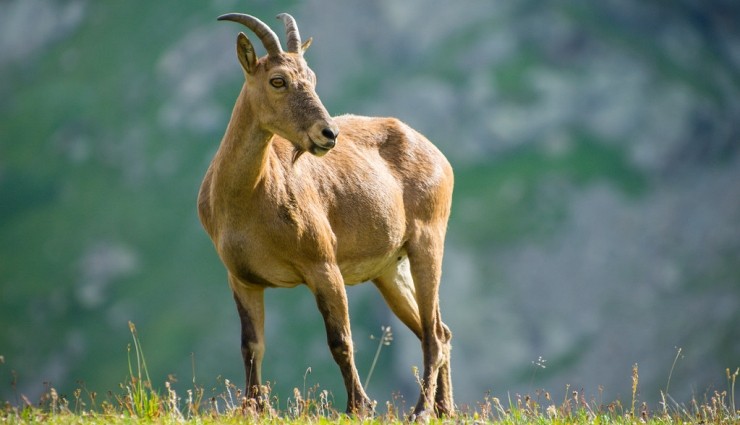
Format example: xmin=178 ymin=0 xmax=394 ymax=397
xmin=1 ymin=325 xmax=737 ymax=423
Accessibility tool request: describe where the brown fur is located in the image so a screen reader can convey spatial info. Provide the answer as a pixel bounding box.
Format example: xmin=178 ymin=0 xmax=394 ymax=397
xmin=198 ymin=13 xmax=454 ymax=418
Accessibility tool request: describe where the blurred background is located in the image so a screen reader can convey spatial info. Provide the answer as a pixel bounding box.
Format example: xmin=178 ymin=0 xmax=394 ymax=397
xmin=1 ymin=0 xmax=738 ymax=411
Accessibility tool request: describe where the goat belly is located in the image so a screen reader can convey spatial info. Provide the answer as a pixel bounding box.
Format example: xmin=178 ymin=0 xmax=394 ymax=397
xmin=337 ymin=251 xmax=404 ymax=285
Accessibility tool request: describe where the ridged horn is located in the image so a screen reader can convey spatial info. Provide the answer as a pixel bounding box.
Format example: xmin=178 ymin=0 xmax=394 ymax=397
xmin=276 ymin=13 xmax=302 ymax=53
xmin=218 ymin=13 xmax=282 ymax=57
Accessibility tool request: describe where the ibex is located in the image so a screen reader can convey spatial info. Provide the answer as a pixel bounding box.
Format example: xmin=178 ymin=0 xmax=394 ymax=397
xmin=197 ymin=12 xmax=454 ymax=418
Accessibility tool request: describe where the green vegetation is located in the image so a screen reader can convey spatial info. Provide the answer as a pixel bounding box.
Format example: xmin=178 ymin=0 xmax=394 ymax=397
xmin=452 ymin=130 xmax=646 ymax=247
xmin=1 ymin=324 xmax=737 ymax=424
xmin=2 ymin=370 xmax=737 ymax=424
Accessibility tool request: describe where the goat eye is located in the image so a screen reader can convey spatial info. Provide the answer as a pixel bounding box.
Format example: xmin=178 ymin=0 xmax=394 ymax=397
xmin=270 ymin=77 xmax=286 ymax=88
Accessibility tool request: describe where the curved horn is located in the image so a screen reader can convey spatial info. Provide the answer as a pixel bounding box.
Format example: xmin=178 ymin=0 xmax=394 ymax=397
xmin=218 ymin=13 xmax=282 ymax=56
xmin=276 ymin=13 xmax=302 ymax=53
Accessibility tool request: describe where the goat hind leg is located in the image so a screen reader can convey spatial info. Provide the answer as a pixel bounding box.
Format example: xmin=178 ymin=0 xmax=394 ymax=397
xmin=374 ymin=259 xmax=454 ymax=417
xmin=406 ymin=229 xmax=452 ymax=419
xmin=434 ymin=315 xmax=454 ymax=415
xmin=373 ymin=257 xmax=422 ymax=340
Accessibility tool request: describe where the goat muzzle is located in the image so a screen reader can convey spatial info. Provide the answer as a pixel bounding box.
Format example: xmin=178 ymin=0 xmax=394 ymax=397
xmin=308 ymin=123 xmax=339 ymax=155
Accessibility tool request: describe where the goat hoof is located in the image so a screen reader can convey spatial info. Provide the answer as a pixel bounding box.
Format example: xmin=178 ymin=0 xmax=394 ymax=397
xmin=435 ymin=401 xmax=454 ymax=417
xmin=409 ymin=409 xmax=433 ymax=423
xmin=346 ymin=398 xmax=375 ymax=417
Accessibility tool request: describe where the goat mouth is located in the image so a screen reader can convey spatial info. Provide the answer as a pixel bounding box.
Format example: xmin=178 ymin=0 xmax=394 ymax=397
xmin=291 ymin=140 xmax=330 ymax=164
xmin=308 ymin=139 xmax=332 ymax=157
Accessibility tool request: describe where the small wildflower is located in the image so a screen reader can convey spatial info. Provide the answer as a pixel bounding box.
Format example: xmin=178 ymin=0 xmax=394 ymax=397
xmin=532 ymin=355 xmax=547 ymax=369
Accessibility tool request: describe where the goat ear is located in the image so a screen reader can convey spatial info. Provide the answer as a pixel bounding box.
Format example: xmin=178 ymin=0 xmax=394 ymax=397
xmin=236 ymin=32 xmax=257 ymax=74
xmin=301 ymin=37 xmax=313 ymax=53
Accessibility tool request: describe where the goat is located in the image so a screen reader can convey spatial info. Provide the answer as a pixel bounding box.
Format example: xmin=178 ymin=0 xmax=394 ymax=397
xmin=197 ymin=12 xmax=454 ymax=418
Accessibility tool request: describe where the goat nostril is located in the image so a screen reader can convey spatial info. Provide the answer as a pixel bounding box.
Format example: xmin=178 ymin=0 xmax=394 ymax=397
xmin=321 ymin=128 xmax=338 ymax=141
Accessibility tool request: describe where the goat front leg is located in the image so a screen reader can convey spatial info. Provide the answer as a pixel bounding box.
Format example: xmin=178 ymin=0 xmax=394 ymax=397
xmin=307 ymin=265 xmax=373 ymax=416
xmin=230 ymin=276 xmax=266 ymax=408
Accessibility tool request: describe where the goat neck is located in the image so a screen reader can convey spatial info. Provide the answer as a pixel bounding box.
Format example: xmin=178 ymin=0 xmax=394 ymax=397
xmin=210 ymin=83 xmax=275 ymax=201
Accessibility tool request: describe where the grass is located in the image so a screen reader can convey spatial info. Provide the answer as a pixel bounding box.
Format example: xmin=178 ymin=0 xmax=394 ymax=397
xmin=1 ymin=325 xmax=737 ymax=424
